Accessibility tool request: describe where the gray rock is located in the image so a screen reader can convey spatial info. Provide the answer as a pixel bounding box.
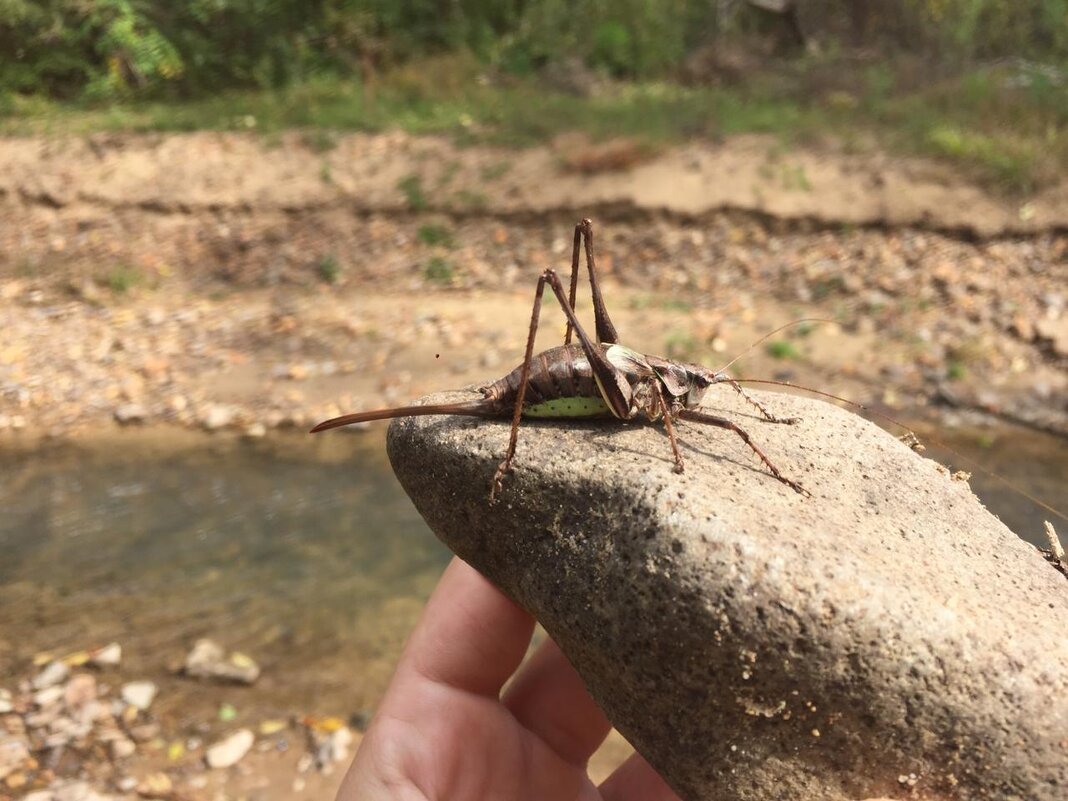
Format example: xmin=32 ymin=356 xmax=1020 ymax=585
xmin=387 ymin=389 xmax=1068 ymax=801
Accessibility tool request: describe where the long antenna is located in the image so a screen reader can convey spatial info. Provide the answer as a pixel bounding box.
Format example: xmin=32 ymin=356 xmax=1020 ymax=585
xmin=715 ymin=317 xmax=837 ymax=374
xmin=736 ymin=377 xmax=1068 ymax=525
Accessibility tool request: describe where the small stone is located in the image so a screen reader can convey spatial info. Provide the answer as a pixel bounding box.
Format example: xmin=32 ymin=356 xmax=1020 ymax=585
xmin=201 ymin=404 xmax=237 ymax=430
xmin=206 ymin=729 xmax=254 ymax=769
xmin=1036 ymin=317 xmax=1068 ymax=357
xmin=33 ymin=685 xmax=64 ymax=708
xmin=184 ymin=639 xmax=260 ymax=685
xmin=110 ymin=737 xmax=136 ymax=760
xmin=89 ymin=642 xmax=122 ymax=668
xmin=243 ymin=422 xmax=266 ymax=438
xmin=137 ymin=771 xmax=172 ymax=797
xmin=114 ymin=403 xmax=147 ymax=425
xmin=64 ymin=674 xmax=97 ymax=708
xmin=258 ymin=719 xmax=287 ymax=736
xmin=128 ymin=722 xmax=161 ymax=742
xmin=1010 ymin=314 xmax=1035 ymax=342
xmin=0 ymin=689 xmax=12 ymax=714
xmin=117 ymin=776 xmax=138 ymax=792
xmin=33 ymin=661 xmax=69 ymax=690
xmin=144 ymin=307 xmax=167 ymax=326
xmin=22 ymin=791 xmax=52 ymax=801
xmin=5 ymin=771 xmax=27 ymax=789
xmin=0 ymin=735 xmax=30 ymax=781
xmin=316 ymin=726 xmax=355 ymax=768
xmin=121 ymin=681 xmax=157 ymax=711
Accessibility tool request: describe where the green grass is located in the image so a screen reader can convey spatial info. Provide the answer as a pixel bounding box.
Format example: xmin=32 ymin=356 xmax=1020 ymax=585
xmin=317 ymin=254 xmax=341 ymax=284
xmin=2 ymin=54 xmax=1066 ymax=194
xmin=765 ymin=340 xmax=801 ymax=360
xmin=423 ymin=256 xmax=454 ymax=285
xmin=101 ymin=264 xmax=143 ymax=294
xmin=397 ymin=174 xmax=428 ymax=210
xmin=417 ymin=223 xmax=454 ymax=248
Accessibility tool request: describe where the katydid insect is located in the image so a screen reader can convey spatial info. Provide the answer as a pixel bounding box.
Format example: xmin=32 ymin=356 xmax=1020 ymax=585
xmin=311 ymin=219 xmax=807 ymax=502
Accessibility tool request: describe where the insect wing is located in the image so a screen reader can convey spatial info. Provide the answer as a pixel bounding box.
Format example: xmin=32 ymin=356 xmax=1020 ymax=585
xmin=645 ymin=355 xmax=691 ymax=397
xmin=605 ymin=344 xmax=654 ymax=377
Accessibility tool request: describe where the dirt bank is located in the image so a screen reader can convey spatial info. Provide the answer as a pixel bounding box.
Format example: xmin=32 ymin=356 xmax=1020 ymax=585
xmin=3 ymin=130 xmax=1068 ymax=236
xmin=0 ymin=131 xmax=1065 ymax=438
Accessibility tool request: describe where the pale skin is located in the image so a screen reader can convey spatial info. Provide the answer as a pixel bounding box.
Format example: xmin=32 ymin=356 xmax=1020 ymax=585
xmin=335 ymin=557 xmax=683 ymax=801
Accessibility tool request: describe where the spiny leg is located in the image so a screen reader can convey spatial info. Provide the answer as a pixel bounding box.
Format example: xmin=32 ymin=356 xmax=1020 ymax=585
xmin=677 ymin=409 xmax=809 ymax=496
xmin=491 ymin=273 xmax=548 ymax=503
xmin=564 ymin=219 xmax=619 ymax=346
xmin=652 ymin=382 xmax=685 ymax=474
xmin=720 ymin=376 xmax=800 ymax=425
xmin=492 ymin=269 xmax=634 ymax=502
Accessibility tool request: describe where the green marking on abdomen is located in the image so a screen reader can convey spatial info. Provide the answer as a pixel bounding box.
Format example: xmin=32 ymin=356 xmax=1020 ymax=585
xmin=523 ymin=396 xmax=610 ymax=418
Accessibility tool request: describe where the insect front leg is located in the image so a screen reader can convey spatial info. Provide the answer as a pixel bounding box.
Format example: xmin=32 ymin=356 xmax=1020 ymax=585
xmin=720 ymin=376 xmax=800 ymax=425
xmin=677 ymin=409 xmax=809 ymax=496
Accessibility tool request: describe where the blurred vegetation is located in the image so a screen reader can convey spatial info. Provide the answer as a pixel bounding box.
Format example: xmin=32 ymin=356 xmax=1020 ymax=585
xmin=3 ymin=1 xmax=1066 ymax=98
xmin=1 ymin=1 xmax=1067 ymax=192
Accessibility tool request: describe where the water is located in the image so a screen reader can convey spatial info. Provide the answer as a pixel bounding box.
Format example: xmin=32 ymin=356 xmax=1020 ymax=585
xmin=0 ymin=423 xmax=1063 ymax=726
xmin=0 ymin=429 xmax=449 ymax=723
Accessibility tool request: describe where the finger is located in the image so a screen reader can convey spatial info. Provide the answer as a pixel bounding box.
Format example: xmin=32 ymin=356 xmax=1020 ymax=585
xmin=501 ymin=638 xmax=612 ymax=766
xmin=599 ymin=752 xmax=682 ymax=801
xmin=397 ymin=557 xmax=535 ymax=697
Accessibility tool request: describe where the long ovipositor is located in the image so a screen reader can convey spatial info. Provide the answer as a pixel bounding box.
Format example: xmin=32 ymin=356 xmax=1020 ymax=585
xmin=309 ymin=400 xmax=495 ymax=433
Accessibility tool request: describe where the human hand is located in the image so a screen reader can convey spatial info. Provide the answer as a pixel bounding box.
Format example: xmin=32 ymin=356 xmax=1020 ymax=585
xmin=336 ymin=557 xmax=682 ymax=801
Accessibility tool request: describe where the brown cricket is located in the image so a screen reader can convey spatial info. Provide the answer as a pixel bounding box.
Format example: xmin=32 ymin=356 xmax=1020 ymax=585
xmin=312 ymin=219 xmax=807 ymax=501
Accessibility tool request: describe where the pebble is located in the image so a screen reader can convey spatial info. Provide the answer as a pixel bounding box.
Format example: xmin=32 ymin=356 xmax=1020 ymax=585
xmin=0 ymin=688 xmax=11 ymax=714
xmin=184 ymin=639 xmax=260 ymax=685
xmin=0 ymin=735 xmax=30 ymax=781
xmin=120 ymin=681 xmax=157 ymax=711
xmin=110 ymin=737 xmax=136 ymax=760
xmin=64 ymin=674 xmax=97 ymax=708
xmin=32 ymin=685 xmax=64 ymax=708
xmin=113 ymin=403 xmax=146 ymax=425
xmin=32 ymin=661 xmax=69 ymax=690
xmin=1036 ymin=316 xmax=1068 ymax=357
xmin=206 ymin=729 xmax=254 ymax=769
xmin=201 ymin=403 xmax=237 ymax=430
xmin=137 ymin=772 xmax=172 ymax=797
xmin=89 ymin=642 xmax=122 ymax=668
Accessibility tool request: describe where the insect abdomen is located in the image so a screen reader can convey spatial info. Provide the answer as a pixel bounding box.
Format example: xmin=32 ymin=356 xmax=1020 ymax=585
xmin=523 ymin=396 xmax=610 ymax=418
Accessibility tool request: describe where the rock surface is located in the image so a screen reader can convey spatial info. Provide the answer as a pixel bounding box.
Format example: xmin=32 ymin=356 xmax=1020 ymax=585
xmin=387 ymin=388 xmax=1068 ymax=801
